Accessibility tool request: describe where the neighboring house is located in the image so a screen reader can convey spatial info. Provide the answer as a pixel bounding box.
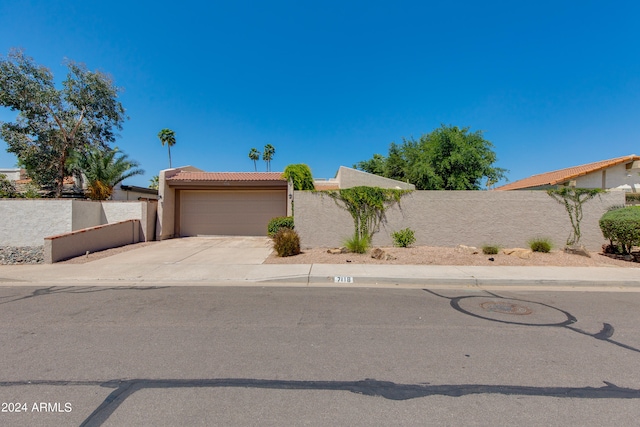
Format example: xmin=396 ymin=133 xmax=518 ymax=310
xmin=495 ymin=155 xmax=640 ymax=192
xmin=112 ymin=183 xmax=159 ymax=201
xmin=157 ymin=166 xmax=293 ymax=239
xmin=0 ymin=168 xmax=23 ymax=182
xmin=313 ymin=166 xmax=416 ymax=191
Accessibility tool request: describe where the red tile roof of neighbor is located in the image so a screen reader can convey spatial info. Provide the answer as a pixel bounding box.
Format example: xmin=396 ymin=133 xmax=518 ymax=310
xmin=495 ymin=155 xmax=640 ymax=191
xmin=166 ymin=171 xmax=286 ymax=182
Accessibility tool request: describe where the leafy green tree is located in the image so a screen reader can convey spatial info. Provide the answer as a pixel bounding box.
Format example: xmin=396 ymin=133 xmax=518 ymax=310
xmin=73 ymin=147 xmax=144 ymax=200
xmin=282 ymin=164 xmax=314 ymax=190
xmin=0 ymin=49 xmax=126 ymax=197
xmin=157 ymin=128 xmax=176 ymax=168
xmin=263 ymin=144 xmax=275 ymax=172
xmin=355 ymin=125 xmax=508 ymax=190
xmin=248 ymin=148 xmax=260 ymax=171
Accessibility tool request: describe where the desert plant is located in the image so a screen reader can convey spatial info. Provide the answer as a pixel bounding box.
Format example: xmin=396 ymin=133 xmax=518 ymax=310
xmin=546 ymin=187 xmax=603 ymax=246
xmin=392 ymin=228 xmax=416 ymax=247
xmin=528 ymin=237 xmax=553 ymax=253
xmin=272 ymin=227 xmax=301 ymax=257
xmin=344 ymin=233 xmax=370 ymax=254
xmin=268 ymin=216 xmax=294 ymax=237
xmin=482 ymin=244 xmax=500 ymax=255
xmin=323 ymin=186 xmax=410 ymax=246
xmin=599 ymin=206 xmax=640 ymax=254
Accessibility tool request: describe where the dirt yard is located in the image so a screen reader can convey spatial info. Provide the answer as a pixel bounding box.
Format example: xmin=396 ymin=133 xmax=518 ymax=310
xmin=264 ymin=245 xmax=640 ymax=268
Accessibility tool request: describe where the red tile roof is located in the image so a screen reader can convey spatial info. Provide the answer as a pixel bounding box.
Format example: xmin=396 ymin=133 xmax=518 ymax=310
xmin=166 ymin=171 xmax=286 ymax=182
xmin=495 ymin=155 xmax=640 ymax=191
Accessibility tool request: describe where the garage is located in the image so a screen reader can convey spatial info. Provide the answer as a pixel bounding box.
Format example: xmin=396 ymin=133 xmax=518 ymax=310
xmin=179 ymin=189 xmax=287 ymax=236
xmin=161 ymin=170 xmax=291 ymax=238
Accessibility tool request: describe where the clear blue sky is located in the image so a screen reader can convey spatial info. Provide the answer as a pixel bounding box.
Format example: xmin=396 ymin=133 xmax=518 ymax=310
xmin=1 ymin=0 xmax=639 ymax=187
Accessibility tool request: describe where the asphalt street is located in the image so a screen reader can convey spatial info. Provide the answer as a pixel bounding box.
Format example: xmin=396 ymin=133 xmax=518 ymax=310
xmin=1 ymin=285 xmax=639 ymax=426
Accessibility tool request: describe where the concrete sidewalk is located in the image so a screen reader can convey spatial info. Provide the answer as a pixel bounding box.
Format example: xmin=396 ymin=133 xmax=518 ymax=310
xmin=0 ymin=261 xmax=639 ymax=291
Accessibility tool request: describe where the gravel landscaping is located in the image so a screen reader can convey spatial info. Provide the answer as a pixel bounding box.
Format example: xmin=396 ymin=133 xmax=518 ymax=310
xmin=264 ymin=245 xmax=640 ymax=268
xmin=0 ymin=246 xmax=44 ymax=264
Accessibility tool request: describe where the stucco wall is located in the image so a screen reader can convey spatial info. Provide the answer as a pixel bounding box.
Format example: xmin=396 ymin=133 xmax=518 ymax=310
xmin=0 ymin=199 xmax=156 ymax=246
xmin=294 ymin=190 xmax=625 ymax=250
xmin=575 ymin=163 xmax=640 ymax=191
xmin=336 ymin=167 xmax=416 ymax=190
xmin=71 ymin=200 xmax=103 ymax=230
xmin=157 ymin=166 xmax=203 ymax=240
xmin=0 ymin=200 xmax=73 ymax=246
xmin=45 ymin=219 xmax=141 ymax=263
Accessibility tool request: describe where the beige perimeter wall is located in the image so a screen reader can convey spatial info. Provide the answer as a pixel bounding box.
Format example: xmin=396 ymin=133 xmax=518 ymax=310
xmin=293 ymin=190 xmax=626 ymax=250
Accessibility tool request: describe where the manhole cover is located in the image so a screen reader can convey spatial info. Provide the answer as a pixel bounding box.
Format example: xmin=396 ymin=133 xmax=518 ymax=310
xmin=452 ymin=296 xmax=576 ymax=326
xmin=480 ymin=301 xmax=532 ymax=315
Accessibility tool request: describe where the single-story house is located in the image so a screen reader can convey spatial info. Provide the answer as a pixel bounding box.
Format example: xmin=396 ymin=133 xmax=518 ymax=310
xmin=156 ymin=166 xmax=293 ymax=239
xmin=0 ymin=168 xmax=23 ymax=181
xmin=314 ymin=166 xmax=416 ymax=191
xmin=156 ymin=165 xmax=414 ymax=239
xmin=495 ymin=155 xmax=640 ymax=192
xmin=112 ymin=183 xmax=159 ymax=201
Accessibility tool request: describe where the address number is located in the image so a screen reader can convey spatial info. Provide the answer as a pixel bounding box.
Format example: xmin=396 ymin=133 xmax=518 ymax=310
xmin=334 ymin=276 xmax=354 ymax=283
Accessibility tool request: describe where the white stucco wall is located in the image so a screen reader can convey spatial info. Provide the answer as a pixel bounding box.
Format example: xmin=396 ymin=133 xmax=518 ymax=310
xmin=574 ymin=163 xmax=640 ymax=192
xmin=0 ymin=200 xmax=73 ymax=246
xmin=1 ymin=199 xmax=156 ymax=246
xmin=0 ymin=169 xmax=21 ymax=181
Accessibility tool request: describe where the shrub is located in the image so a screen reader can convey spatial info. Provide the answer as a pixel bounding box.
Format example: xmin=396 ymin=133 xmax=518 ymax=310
xmin=272 ymin=228 xmax=301 ymax=257
xmin=528 ymin=237 xmax=553 ymax=253
xmin=344 ymin=233 xmax=370 ymax=254
xmin=482 ymin=244 xmax=500 ymax=255
xmin=392 ymin=228 xmax=416 ymax=248
xmin=282 ymin=164 xmax=315 ymax=190
xmin=267 ymin=216 xmax=294 ymax=237
xmin=599 ymin=206 xmax=640 ymax=254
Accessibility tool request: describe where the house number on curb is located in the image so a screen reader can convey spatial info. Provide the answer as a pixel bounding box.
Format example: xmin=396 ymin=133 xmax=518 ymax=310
xmin=334 ymin=276 xmax=354 ymax=283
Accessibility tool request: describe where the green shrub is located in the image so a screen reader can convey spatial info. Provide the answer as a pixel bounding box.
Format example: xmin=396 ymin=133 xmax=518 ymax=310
xmin=528 ymin=237 xmax=553 ymax=253
xmin=482 ymin=244 xmax=500 ymax=255
xmin=344 ymin=233 xmax=370 ymax=254
xmin=272 ymin=228 xmax=301 ymax=257
xmin=267 ymin=216 xmax=294 ymax=237
xmin=392 ymin=228 xmax=416 ymax=248
xmin=599 ymin=206 xmax=640 ymax=254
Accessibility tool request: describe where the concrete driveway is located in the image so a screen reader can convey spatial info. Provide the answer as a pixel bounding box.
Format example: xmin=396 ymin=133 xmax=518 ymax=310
xmin=90 ymin=236 xmax=275 ymax=266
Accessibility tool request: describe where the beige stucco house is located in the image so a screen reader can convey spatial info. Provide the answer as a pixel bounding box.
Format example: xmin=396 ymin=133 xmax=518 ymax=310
xmin=156 ymin=165 xmax=414 ymax=239
xmin=495 ymin=155 xmax=640 ymax=192
xmin=156 ymin=166 xmax=293 ymax=239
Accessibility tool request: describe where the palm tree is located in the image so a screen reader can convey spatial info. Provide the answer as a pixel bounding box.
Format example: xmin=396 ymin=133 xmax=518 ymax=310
xmin=158 ymin=129 xmax=176 ymax=168
xmin=248 ymin=148 xmax=260 ymax=171
xmin=76 ymin=148 xmax=144 ymax=200
xmin=262 ymin=144 xmax=275 ymax=172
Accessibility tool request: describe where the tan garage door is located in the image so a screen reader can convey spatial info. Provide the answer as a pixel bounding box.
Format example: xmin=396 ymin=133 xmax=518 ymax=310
xmin=179 ymin=190 xmax=287 ymax=236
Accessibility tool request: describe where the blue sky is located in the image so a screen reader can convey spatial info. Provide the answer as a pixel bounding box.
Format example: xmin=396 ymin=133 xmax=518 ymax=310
xmin=1 ymin=0 xmax=639 ymax=187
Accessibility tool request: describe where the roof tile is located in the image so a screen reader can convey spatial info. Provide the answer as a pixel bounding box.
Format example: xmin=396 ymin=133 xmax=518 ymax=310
xmin=166 ymin=171 xmax=286 ymax=182
xmin=495 ymin=155 xmax=640 ymax=190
